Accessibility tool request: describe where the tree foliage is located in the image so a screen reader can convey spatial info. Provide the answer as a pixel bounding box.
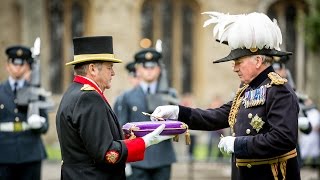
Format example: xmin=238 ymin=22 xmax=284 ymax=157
xmin=305 ymin=0 xmax=320 ymax=52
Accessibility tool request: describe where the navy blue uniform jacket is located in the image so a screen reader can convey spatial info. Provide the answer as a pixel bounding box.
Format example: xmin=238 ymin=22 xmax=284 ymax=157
xmin=0 ymin=80 xmax=48 ymax=164
xmin=178 ymin=67 xmax=300 ymax=180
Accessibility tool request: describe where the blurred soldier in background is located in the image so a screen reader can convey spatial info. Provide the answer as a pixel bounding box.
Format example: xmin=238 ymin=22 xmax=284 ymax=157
xmin=0 ymin=46 xmax=49 ymax=180
xmin=115 ymin=48 xmax=178 ymax=180
xmin=113 ymin=60 xmax=140 ymax=178
xmin=114 ymin=61 xmax=140 ymax=119
xmin=125 ymin=61 xmax=140 ymax=87
xmin=298 ymin=94 xmax=320 ymax=167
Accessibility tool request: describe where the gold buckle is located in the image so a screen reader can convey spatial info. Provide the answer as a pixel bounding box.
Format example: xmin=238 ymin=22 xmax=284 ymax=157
xmin=14 ymin=122 xmax=23 ymax=132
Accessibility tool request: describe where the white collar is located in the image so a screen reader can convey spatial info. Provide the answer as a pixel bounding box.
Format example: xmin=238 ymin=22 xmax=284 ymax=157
xmin=140 ymin=81 xmax=157 ymax=94
xmin=8 ymin=76 xmax=25 ymax=90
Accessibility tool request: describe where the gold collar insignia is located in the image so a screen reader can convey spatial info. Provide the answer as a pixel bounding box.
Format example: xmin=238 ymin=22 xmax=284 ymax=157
xmin=80 ymin=84 xmax=95 ymax=91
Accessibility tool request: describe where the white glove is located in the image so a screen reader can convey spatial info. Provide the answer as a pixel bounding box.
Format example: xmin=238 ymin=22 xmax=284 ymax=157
xmin=125 ymin=163 xmax=132 ymax=177
xmin=142 ymin=124 xmax=174 ymax=147
xmin=27 ymin=114 xmax=45 ymax=129
xmin=218 ymin=136 xmax=236 ymax=154
xmin=150 ymin=105 xmax=179 ymax=121
xmin=298 ymin=117 xmax=309 ymax=130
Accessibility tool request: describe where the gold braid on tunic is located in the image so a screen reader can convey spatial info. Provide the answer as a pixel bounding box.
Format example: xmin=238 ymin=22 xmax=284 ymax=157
xmin=228 ymin=84 xmax=249 ymax=135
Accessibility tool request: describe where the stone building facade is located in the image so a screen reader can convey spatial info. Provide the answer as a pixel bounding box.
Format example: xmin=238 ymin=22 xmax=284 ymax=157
xmin=0 ymin=0 xmax=318 ymax=143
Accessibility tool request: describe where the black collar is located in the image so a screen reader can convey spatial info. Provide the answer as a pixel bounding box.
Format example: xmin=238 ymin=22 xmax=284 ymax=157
xmin=249 ymin=66 xmax=274 ymax=89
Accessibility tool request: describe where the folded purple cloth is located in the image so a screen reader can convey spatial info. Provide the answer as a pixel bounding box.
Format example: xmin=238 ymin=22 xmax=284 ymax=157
xmin=122 ymin=121 xmax=188 ymax=137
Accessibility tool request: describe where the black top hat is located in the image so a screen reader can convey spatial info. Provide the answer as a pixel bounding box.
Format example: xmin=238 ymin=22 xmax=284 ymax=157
xmin=134 ymin=48 xmax=162 ymax=65
xmin=66 ymin=36 xmax=122 ymax=65
xmin=5 ymin=46 xmax=33 ymax=66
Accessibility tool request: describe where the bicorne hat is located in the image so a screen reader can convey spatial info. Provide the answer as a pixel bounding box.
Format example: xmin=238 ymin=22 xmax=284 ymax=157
xmin=202 ymin=12 xmax=292 ymax=63
xmin=66 ymin=36 xmax=122 ymax=65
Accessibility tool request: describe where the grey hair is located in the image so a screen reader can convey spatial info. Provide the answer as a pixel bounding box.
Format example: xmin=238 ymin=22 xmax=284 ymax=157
xmin=255 ymin=55 xmax=273 ymax=65
xmin=74 ymin=61 xmax=103 ymax=75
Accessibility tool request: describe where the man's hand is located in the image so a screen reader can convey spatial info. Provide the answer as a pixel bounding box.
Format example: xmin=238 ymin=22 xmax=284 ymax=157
xmin=150 ymin=105 xmax=179 ymax=121
xmin=27 ymin=114 xmax=45 ymax=129
xmin=142 ymin=124 xmax=173 ymax=147
xmin=218 ymin=136 xmax=236 ymax=154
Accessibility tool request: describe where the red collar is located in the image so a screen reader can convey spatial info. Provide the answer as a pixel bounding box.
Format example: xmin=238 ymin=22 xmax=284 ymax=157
xmin=73 ymin=75 xmax=109 ymax=103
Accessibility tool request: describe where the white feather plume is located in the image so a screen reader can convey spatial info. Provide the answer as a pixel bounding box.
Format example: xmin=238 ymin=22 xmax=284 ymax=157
xmin=202 ymin=12 xmax=283 ymax=50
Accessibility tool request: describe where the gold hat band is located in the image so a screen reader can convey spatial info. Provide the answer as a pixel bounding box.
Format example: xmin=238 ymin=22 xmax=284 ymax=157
xmin=75 ymin=53 xmax=115 ymax=61
xmin=66 ymin=53 xmax=122 ymax=65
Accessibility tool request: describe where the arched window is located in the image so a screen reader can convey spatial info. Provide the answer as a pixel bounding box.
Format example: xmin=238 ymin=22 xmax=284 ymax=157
xmin=141 ymin=0 xmax=199 ymax=94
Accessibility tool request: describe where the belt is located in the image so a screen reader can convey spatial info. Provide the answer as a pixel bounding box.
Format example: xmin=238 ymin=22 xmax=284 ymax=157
xmin=236 ymin=148 xmax=297 ymax=180
xmin=0 ymin=122 xmax=31 ymax=132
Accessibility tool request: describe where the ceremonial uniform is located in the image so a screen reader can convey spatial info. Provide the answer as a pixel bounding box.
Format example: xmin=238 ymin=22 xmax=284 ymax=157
xmin=56 ymin=36 xmax=172 ymax=180
xmin=0 ymin=46 xmax=48 ymax=180
xmin=178 ymin=66 xmax=300 ymax=180
xmin=151 ymin=11 xmax=301 ymax=180
xmin=56 ymin=76 xmax=141 ymax=180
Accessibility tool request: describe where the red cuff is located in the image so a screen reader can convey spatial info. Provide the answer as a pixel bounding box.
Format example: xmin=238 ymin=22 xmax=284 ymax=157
xmin=124 ymin=137 xmax=146 ymax=162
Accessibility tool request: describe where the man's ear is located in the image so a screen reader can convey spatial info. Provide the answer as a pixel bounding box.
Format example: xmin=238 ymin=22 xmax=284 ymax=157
xmin=88 ymin=63 xmax=97 ymax=76
xmin=255 ymin=55 xmax=263 ymax=68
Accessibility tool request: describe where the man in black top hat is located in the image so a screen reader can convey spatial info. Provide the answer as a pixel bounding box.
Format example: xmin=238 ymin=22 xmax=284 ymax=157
xmin=115 ymin=48 xmax=178 ymax=180
xmin=151 ymin=12 xmax=301 ymax=180
xmin=56 ymin=36 xmax=173 ymax=180
xmin=0 ymin=46 xmax=48 ymax=180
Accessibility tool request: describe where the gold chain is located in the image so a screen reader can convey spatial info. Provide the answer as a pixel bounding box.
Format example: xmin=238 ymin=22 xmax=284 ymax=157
xmin=228 ymin=84 xmax=249 ymax=135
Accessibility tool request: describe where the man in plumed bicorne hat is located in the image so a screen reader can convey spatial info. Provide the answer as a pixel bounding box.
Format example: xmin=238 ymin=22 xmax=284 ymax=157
xmin=56 ymin=36 xmax=173 ymax=180
xmin=0 ymin=46 xmax=49 ymax=180
xmin=150 ymin=12 xmax=301 ymax=180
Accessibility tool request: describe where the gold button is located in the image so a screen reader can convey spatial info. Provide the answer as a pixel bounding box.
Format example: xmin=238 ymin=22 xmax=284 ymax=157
xmin=14 ymin=108 xmax=18 ymax=113
xmin=247 ymin=164 xmax=252 ymax=168
xmin=0 ymin=104 xmax=4 ymax=109
xmin=246 ymin=129 xmax=251 ymax=134
xmin=232 ymin=133 xmax=236 ymax=137
xmin=15 ymin=117 xmax=20 ymax=121
xmin=248 ymin=113 xmax=253 ymax=118
xmin=132 ymin=106 xmax=138 ymax=112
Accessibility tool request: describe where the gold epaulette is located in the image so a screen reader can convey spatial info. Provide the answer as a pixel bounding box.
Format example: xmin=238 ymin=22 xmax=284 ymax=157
xmin=81 ymin=84 xmax=95 ymax=91
xmin=268 ymin=72 xmax=287 ymax=85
